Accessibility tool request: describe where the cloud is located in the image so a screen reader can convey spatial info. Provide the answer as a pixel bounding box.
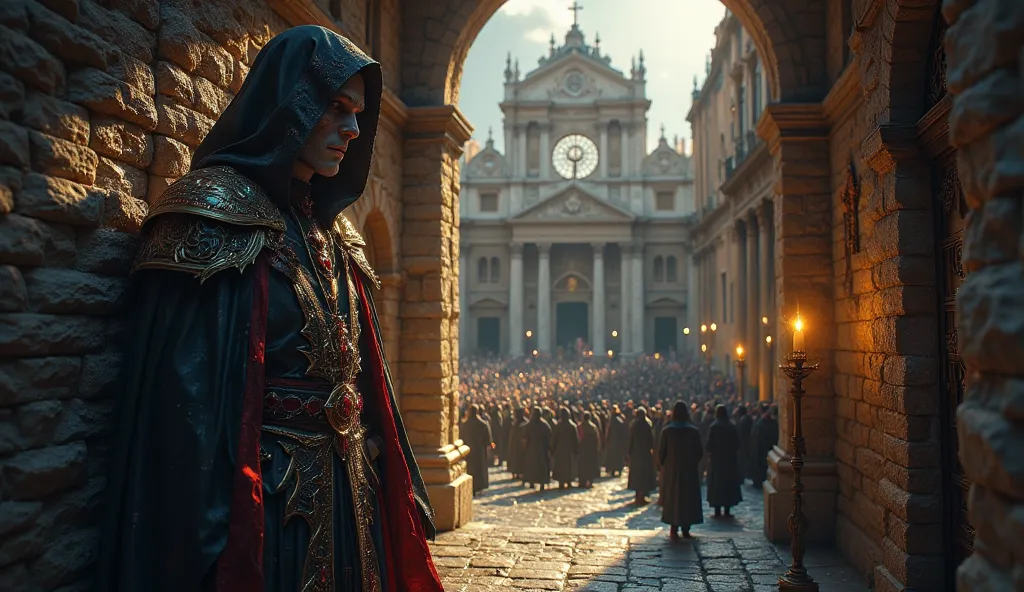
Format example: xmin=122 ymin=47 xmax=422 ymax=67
xmin=497 ymin=0 xmax=572 ymax=45
xmin=524 ymin=28 xmax=552 ymax=44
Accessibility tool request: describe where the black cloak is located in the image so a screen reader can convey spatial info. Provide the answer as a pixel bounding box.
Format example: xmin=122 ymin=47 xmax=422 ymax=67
xmin=96 ymin=25 xmax=438 ymax=592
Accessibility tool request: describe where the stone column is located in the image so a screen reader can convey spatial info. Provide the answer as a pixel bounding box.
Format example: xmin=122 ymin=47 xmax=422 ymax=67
xmin=517 ymin=125 xmax=527 ymax=178
xmin=746 ymin=210 xmax=761 ymax=401
xmin=399 ymin=105 xmax=473 ymax=531
xmin=508 ymin=243 xmax=524 ymax=356
xmin=621 ymin=123 xmax=630 ymax=176
xmin=619 ymin=244 xmax=631 ymax=354
xmin=756 ymin=204 xmax=771 ymax=402
xmin=592 ymin=243 xmax=606 ymax=353
xmin=630 ymin=244 xmax=645 ymax=355
xmin=735 ymin=220 xmax=749 ymax=372
xmin=689 ymin=251 xmax=700 ymax=358
xmin=757 ymin=103 xmax=835 ymax=545
xmin=537 ymin=243 xmax=552 ymax=353
xmin=539 ymin=124 xmax=551 ymax=178
xmin=459 ymin=248 xmax=469 ymax=356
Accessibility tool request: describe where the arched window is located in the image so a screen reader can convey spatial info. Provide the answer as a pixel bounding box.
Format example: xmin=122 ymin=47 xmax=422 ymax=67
xmin=608 ymin=120 xmax=622 ymax=177
xmin=477 ymin=257 xmax=488 ymax=283
xmin=489 ymin=256 xmax=500 ymax=283
xmin=653 ymin=256 xmax=664 ymax=283
xmin=666 ymin=256 xmax=678 ymax=283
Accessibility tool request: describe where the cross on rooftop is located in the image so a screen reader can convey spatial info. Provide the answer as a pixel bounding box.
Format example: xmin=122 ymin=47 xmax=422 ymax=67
xmin=569 ymin=2 xmax=583 ymax=26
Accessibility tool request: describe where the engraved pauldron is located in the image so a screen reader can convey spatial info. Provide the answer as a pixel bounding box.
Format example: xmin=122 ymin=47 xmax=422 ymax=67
xmin=133 ymin=215 xmax=273 ymax=282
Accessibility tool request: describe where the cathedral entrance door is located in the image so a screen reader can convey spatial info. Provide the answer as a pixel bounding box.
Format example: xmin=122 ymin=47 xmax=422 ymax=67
xmin=653 ymin=317 xmax=677 ymax=354
xmin=555 ymin=302 xmax=589 ymax=350
xmin=477 ymin=317 xmax=501 ymax=355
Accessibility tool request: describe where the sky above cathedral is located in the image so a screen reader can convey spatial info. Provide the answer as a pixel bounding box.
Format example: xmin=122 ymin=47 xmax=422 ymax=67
xmin=460 ymin=0 xmax=727 ymax=154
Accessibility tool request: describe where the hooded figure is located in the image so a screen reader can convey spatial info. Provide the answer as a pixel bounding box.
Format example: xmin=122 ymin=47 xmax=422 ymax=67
xmin=96 ymin=26 xmax=442 ymax=592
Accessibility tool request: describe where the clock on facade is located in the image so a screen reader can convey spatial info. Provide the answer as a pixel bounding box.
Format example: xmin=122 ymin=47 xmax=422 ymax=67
xmin=552 ymin=133 xmax=599 ymax=179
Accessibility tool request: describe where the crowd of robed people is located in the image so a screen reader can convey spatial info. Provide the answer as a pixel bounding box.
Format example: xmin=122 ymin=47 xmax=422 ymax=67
xmin=458 ymin=352 xmax=780 ymax=540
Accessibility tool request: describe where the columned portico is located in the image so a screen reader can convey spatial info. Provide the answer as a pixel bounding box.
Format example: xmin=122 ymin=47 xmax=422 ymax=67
xmin=620 ymin=245 xmax=632 ymax=354
xmin=755 ymin=204 xmax=772 ymax=401
xmin=537 ymin=243 xmax=552 ymax=353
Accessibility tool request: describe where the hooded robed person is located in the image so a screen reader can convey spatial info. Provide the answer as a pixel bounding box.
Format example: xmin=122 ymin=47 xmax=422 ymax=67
xmin=627 ymin=407 xmax=658 ymax=505
xmin=577 ymin=411 xmax=602 ymax=488
xmin=551 ymin=407 xmax=580 ymax=488
xmin=706 ymin=404 xmax=743 ymax=516
xmin=461 ymin=404 xmax=493 ymax=494
xmin=658 ymin=401 xmax=703 ymax=540
xmin=523 ymin=408 xmax=553 ymax=490
xmin=96 ymin=26 xmax=442 ymax=592
xmin=604 ymin=407 xmax=628 ymax=476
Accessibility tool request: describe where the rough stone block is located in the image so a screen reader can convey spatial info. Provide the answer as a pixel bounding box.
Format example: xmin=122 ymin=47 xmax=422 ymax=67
xmin=39 ymin=220 xmax=75 ymax=266
xmin=100 ymin=189 xmax=147 ymax=233
xmin=16 ymin=173 xmax=103 ymax=227
xmin=0 ymin=0 xmax=30 ymax=28
xmin=0 ymin=71 xmax=25 ymax=120
xmin=962 ymin=197 xmax=1022 ymax=273
xmin=74 ymin=227 xmax=137 ymax=275
xmin=154 ymin=60 xmax=194 ymax=106
xmin=958 ymin=403 xmax=1024 ymax=500
xmin=29 ymin=527 xmax=96 ymax=589
xmin=0 ymin=265 xmax=28 ymax=312
xmin=878 ymin=478 xmax=943 ymax=525
xmin=945 ymin=0 xmax=1024 ymax=94
xmin=191 ymin=73 xmax=231 ymax=119
xmin=956 ymin=551 xmax=1017 ymax=591
xmin=154 ymin=97 xmax=213 ymax=148
xmin=24 ymin=268 xmax=126 ymax=314
xmin=0 ymin=500 xmax=43 ymax=539
xmin=0 ymin=24 xmax=66 ymax=94
xmin=108 ymin=51 xmax=156 ymax=99
xmin=881 ymin=355 xmax=938 ymax=387
xmin=95 ymin=156 xmax=147 ymax=199
xmin=68 ymin=67 xmax=157 ymax=131
xmin=956 ymin=116 xmax=1024 ymax=205
xmin=13 ymin=399 xmax=63 ymax=450
xmin=78 ymin=0 xmax=155 ymax=62
xmin=0 ymin=354 xmax=80 ymax=405
xmin=957 ymin=262 xmax=1024 ymax=375
xmin=145 ymin=174 xmax=174 ymax=204
xmin=155 ymin=6 xmax=203 ymax=72
xmin=0 ymin=121 xmax=29 ymax=168
xmin=21 ymin=91 xmax=90 ymax=145
xmin=78 ymin=351 xmax=122 ymax=399
xmin=53 ymin=398 xmax=112 ymax=443
xmin=0 ymin=314 xmax=106 ymax=357
xmin=2 ymin=442 xmax=87 ymax=500
xmin=950 ymin=68 xmax=1024 ymax=148
xmin=27 ymin=0 xmax=113 ymax=70
xmin=28 ymin=130 xmax=98 ymax=185
xmin=0 ymin=214 xmax=48 ymax=265
xmin=89 ymin=116 xmax=153 ymax=170
xmin=149 ymin=134 xmax=191 ymax=177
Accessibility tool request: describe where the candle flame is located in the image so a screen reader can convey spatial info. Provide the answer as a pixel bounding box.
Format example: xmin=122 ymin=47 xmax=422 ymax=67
xmin=795 ymin=317 xmax=804 ymax=332
xmin=736 ymin=345 xmax=744 ymax=357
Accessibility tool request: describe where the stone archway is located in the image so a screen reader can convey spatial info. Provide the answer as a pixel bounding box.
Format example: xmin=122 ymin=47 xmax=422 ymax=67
xmin=359 ymin=209 xmax=402 ymax=379
xmin=399 ymin=0 xmax=832 ymax=107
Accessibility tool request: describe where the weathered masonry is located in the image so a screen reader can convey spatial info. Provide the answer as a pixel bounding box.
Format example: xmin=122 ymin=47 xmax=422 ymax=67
xmin=0 ymin=1 xmax=1022 ymax=591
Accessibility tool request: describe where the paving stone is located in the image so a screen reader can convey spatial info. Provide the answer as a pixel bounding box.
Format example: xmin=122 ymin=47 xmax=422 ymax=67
xmin=427 ymin=467 xmax=868 ymax=592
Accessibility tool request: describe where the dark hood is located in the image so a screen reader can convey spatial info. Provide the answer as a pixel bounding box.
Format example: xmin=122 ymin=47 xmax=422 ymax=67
xmin=191 ymin=25 xmax=382 ymax=225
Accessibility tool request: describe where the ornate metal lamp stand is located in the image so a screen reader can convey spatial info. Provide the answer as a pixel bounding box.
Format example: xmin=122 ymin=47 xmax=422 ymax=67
xmin=735 ymin=345 xmax=747 ymax=402
xmin=778 ymin=351 xmax=819 ymax=592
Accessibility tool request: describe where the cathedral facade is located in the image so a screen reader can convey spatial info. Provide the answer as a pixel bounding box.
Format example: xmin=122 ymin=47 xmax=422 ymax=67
xmin=460 ymin=23 xmax=696 ymax=358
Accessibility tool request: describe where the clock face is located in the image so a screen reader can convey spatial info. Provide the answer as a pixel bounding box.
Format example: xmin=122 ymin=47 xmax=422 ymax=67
xmin=552 ymin=134 xmax=599 ymax=179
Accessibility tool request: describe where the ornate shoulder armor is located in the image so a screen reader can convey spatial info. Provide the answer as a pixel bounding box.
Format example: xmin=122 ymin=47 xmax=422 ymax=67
xmin=333 ymin=216 xmax=381 ymax=289
xmin=133 ymin=166 xmax=286 ymax=282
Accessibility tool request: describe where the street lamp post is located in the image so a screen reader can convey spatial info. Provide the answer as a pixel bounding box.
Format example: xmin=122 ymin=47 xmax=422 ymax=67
xmin=778 ymin=315 xmax=818 ymax=592
xmin=735 ymin=345 xmax=746 ymax=402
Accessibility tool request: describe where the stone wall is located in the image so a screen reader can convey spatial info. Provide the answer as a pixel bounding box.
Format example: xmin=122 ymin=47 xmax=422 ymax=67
xmin=0 ymin=0 xmax=415 ymax=588
xmin=946 ymin=0 xmax=1024 ymax=589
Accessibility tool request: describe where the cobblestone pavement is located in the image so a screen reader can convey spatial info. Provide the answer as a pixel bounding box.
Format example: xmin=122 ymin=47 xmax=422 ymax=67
xmin=429 ymin=467 xmax=869 ymax=592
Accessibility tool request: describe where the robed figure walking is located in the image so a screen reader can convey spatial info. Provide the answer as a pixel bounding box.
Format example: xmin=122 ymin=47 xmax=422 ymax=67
xmin=604 ymin=407 xmax=628 ymax=476
xmin=462 ymin=404 xmax=493 ymax=494
xmin=551 ymin=407 xmax=580 ymax=488
xmin=96 ymin=26 xmax=442 ymax=592
xmin=627 ymin=408 xmax=658 ymax=505
xmin=706 ymin=405 xmax=743 ymax=517
xmin=578 ymin=411 xmax=602 ymax=488
xmin=507 ymin=407 xmax=528 ymax=480
xmin=658 ymin=401 xmax=704 ymax=540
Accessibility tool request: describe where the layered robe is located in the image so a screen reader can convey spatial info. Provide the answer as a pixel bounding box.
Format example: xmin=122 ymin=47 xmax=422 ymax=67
xmin=658 ymin=421 xmax=704 ymax=528
xmin=627 ymin=417 xmax=658 ymax=494
xmin=578 ymin=420 xmax=602 ymax=485
xmin=462 ymin=415 xmax=492 ymax=493
xmin=706 ymin=418 xmax=743 ymax=508
xmin=551 ymin=419 xmax=579 ymax=485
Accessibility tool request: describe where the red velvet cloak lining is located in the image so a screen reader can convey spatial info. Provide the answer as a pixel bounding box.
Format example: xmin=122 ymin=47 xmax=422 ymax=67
xmin=217 ymin=255 xmax=269 ymax=591
xmin=215 ymin=256 xmax=441 ymax=591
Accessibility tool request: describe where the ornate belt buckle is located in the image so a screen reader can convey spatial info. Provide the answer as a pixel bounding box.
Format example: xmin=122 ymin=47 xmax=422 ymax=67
xmin=325 ymin=382 xmax=362 ymax=434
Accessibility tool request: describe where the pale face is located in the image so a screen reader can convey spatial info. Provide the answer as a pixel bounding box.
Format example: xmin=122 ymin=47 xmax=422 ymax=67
xmin=293 ymin=73 xmax=366 ymax=181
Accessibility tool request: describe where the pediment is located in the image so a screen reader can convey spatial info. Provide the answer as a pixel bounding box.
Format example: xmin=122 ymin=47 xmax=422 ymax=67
xmin=517 ymin=54 xmax=631 ymax=102
xmin=642 ymin=140 xmax=688 ymax=177
xmin=648 ymin=295 xmax=685 ymax=307
xmin=465 ymin=145 xmax=508 ymax=179
xmin=512 ymin=186 xmax=634 ymax=223
xmin=470 ymin=295 xmax=507 ymax=308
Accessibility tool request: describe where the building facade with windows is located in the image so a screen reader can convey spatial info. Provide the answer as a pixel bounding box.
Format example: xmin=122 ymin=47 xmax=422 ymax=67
xmin=460 ymin=21 xmax=695 ymax=358
xmin=687 ymin=11 xmax=775 ymax=401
